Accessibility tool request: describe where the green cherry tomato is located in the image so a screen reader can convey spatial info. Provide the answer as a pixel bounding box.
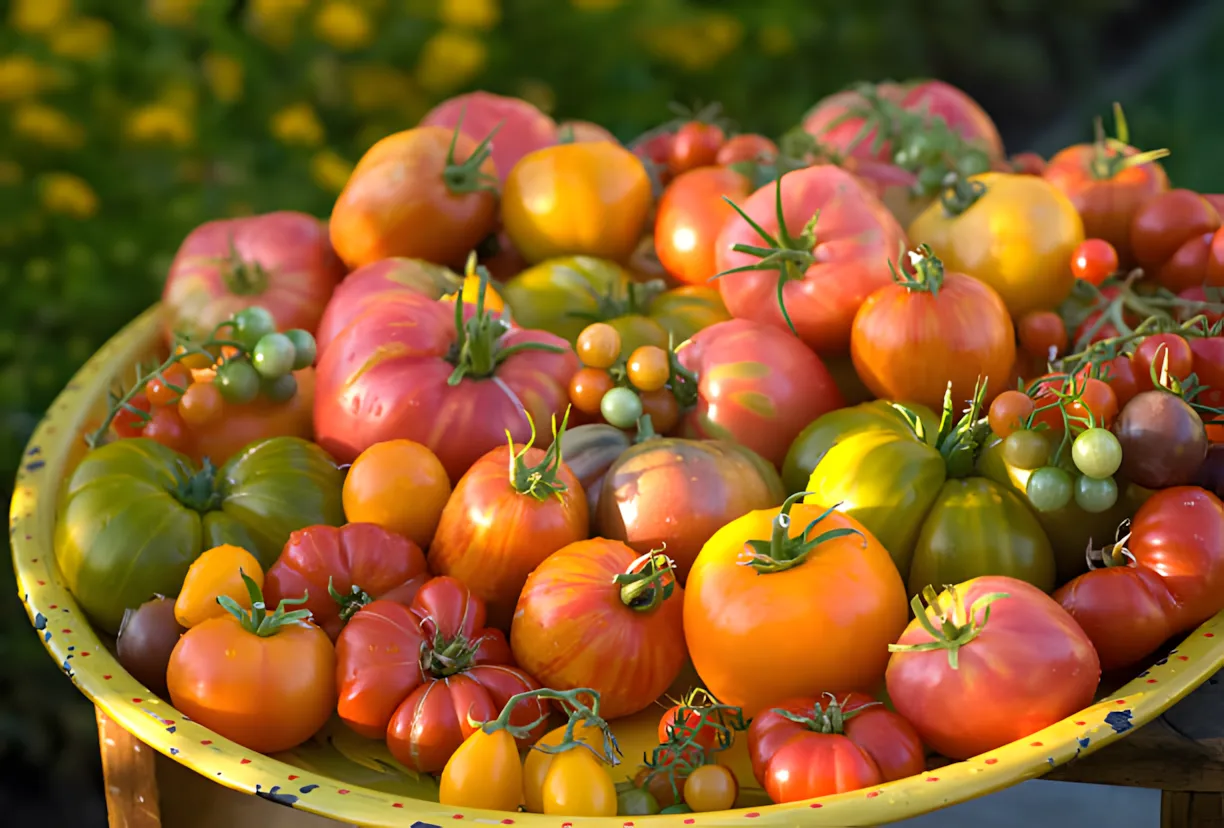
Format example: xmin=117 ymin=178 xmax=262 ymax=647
xmin=1074 ymin=474 xmax=1119 ymax=513
xmin=215 ymin=359 xmax=260 ymax=405
xmin=284 ymin=329 xmax=317 ymax=369
xmin=261 ymin=373 xmax=299 ymax=404
xmin=1026 ymin=466 xmax=1074 ymax=512
xmin=617 ymin=787 xmax=661 ymax=816
xmin=231 ymin=306 xmax=277 ymax=351
xmin=1071 ymin=427 xmax=1123 ymax=479
xmin=601 ymin=386 xmax=643 ymax=429
xmin=1002 ymin=429 xmax=1049 ymax=471
xmin=252 ymin=333 xmax=297 ymax=379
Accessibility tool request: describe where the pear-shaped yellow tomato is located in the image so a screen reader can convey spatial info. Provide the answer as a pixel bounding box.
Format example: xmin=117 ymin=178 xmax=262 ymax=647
xmin=541 ymin=747 xmax=619 ymax=816
xmin=908 ymin=172 xmax=1084 ymax=318
xmin=439 ymin=727 xmax=523 ymax=810
xmin=523 ymin=722 xmax=608 ymax=813
xmin=503 ymin=142 xmax=652 ymax=264
xmin=174 ymin=544 xmax=264 ymax=628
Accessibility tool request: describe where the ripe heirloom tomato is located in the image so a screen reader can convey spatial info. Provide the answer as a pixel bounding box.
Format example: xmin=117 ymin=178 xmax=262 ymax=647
xmin=559 ymin=119 xmax=618 ymax=145
xmin=1131 ymin=332 xmax=1194 ymax=393
xmin=429 ymin=415 xmax=589 ymax=630
xmin=420 ymin=90 xmax=558 ymax=186
xmin=174 ymin=543 xmax=263 ymax=629
xmin=716 ymin=165 xmax=908 ymax=354
xmin=716 ymin=134 xmax=778 ymax=166
xmin=1017 ymin=310 xmax=1068 ymax=361
xmin=685 ymin=496 xmax=908 ymax=717
xmin=161 ymin=211 xmax=346 ymax=347
xmin=886 ymin=577 xmax=1100 ymax=760
xmin=557 ymin=423 xmax=634 ymax=517
xmin=1192 ymin=337 xmax=1224 ymax=409
xmin=335 ymin=576 xmax=549 ymax=772
xmin=503 ymin=142 xmax=652 ymax=265
xmin=329 ymin=126 xmax=498 ymax=270
xmin=668 ymin=121 xmax=726 ymax=175
xmin=342 ymin=439 xmax=452 ymax=549
xmin=655 ymin=166 xmax=754 ymax=286
xmin=511 ymin=542 xmax=686 ymax=719
xmin=183 ymin=367 xmax=315 ymax=467
xmin=262 ymin=523 xmax=430 ymax=641
xmin=1130 ymin=189 xmax=1222 ymax=291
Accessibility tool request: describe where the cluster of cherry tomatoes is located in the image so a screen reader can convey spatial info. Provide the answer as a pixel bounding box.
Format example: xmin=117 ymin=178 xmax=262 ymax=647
xmin=569 ymin=321 xmax=685 ymax=432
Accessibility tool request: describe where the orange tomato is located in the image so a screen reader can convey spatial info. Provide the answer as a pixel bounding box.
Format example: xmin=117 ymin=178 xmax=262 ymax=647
xmin=142 ymin=406 xmax=193 ymax=455
xmin=174 ymin=544 xmax=264 ymax=628
xmin=177 ymin=381 xmax=225 ymax=429
xmin=568 ymin=368 xmax=615 ymax=416
xmin=655 ymin=166 xmax=753 ymax=287
xmin=684 ymin=496 xmax=908 ymax=718
xmin=146 ymin=363 xmax=191 ymax=407
xmin=342 ymin=439 xmax=452 ymax=549
xmin=183 ymin=367 xmax=314 ymax=466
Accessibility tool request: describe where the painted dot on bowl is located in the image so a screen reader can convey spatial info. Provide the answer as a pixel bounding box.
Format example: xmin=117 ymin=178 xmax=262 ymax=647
xmin=102 ymin=675 xmax=111 ymax=681
xmin=200 ymin=740 xmax=212 ymax=746
xmin=1179 ymin=655 xmax=1190 ymax=661
xmin=926 ymin=777 xmax=939 ymax=782
xmin=625 ymin=822 xmax=636 ymax=827
xmin=288 ymin=775 xmax=298 ymax=781
xmin=1030 ymin=741 xmax=1044 ymax=747
xmin=239 ymin=758 xmax=251 ymax=765
xmin=810 ymin=803 xmax=823 ymax=809
xmin=684 ymin=821 xmax=695 ymax=825
xmin=867 ymin=792 xmax=880 ymax=799
xmin=746 ymin=814 xmax=760 ymax=819
xmin=48 ymin=605 xmax=56 ymax=610
xmin=80 ymin=651 xmax=90 ymax=657
xmin=453 ymin=817 xmax=465 ymax=821
xmin=985 ymin=758 xmax=998 ymax=765
xmin=500 ymin=820 xmax=514 ymax=825
xmin=338 ymin=790 xmax=350 ymax=795
xmin=1075 ymin=721 xmax=1086 ymax=726
xmin=60 ymin=628 xmax=70 ymax=634
xmin=1206 ymin=632 xmax=1216 ymax=638
xmin=37 ymin=581 xmax=45 ymax=586
xmin=1115 ymin=699 xmax=1128 ymax=705
xmin=1147 ymin=678 xmax=1158 ymax=684
xmin=392 ymin=803 xmax=403 ymax=809
xmin=132 ymin=698 xmax=142 ymax=704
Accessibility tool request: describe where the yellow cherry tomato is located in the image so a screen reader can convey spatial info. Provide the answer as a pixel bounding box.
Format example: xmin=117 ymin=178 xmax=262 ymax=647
xmin=683 ymin=763 xmax=739 ymax=812
xmin=576 ymin=323 xmax=622 ymax=369
xmin=441 ymin=272 xmax=506 ymax=313
xmin=627 ymin=346 xmax=670 ymax=392
xmin=503 ymin=142 xmax=652 ymax=265
xmin=907 ymin=172 xmax=1085 ymax=318
xmin=540 ymin=746 xmax=618 ymax=817
xmin=523 ymin=722 xmax=606 ymax=813
xmin=174 ymin=544 xmax=264 ymax=629
xmin=440 ymin=728 xmax=523 ymax=810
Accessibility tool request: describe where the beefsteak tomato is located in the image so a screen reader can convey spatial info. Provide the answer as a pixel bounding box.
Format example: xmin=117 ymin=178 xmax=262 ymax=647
xmin=655 ymin=165 xmax=754 ymax=287
xmin=1129 ymin=189 xmax=1223 ymax=292
xmin=420 ymin=91 xmax=558 ymax=187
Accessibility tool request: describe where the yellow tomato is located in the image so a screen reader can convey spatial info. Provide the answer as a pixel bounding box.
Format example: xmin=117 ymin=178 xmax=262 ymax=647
xmin=440 ymin=271 xmax=506 ymax=312
xmin=174 ymin=544 xmax=264 ymax=629
xmin=523 ymin=722 xmax=607 ymax=813
xmin=907 ymin=172 xmax=1085 ymax=318
xmin=540 ymin=747 xmax=618 ymax=816
xmin=439 ymin=728 xmax=523 ymax=810
xmin=503 ymin=142 xmax=652 ymax=265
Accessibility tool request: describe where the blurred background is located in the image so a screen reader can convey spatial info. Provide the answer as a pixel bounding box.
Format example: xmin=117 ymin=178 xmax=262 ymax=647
xmin=3 ymin=0 xmax=1224 ymax=823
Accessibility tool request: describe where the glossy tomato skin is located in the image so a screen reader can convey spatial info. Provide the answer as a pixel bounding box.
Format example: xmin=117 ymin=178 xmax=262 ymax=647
xmin=559 ymin=119 xmax=619 ymax=145
xmin=510 ymin=539 xmax=686 ymax=720
xmin=685 ymin=506 xmax=908 ymax=717
xmin=1130 ymin=189 xmax=1223 ymax=291
xmin=420 ymin=91 xmax=558 ymax=187
xmin=162 ymin=211 xmax=346 ymax=346
xmin=885 ymin=576 xmax=1101 ymax=760
xmin=716 ymin=165 xmax=907 ymax=354
xmin=655 ymin=166 xmax=753 ymax=286
xmin=669 ymin=122 xmax=726 ymax=175
xmin=503 ymin=142 xmax=652 ymax=265
xmin=556 ymin=423 xmax=633 ymax=518
xmin=312 ymin=290 xmax=577 ymax=482
xmin=1192 ymin=337 xmax=1224 ymax=409
xmin=595 ymin=437 xmax=786 ymax=582
xmin=184 ymin=367 xmax=315 ymax=467
xmin=262 ymin=523 xmax=430 ymax=641
xmin=677 ymin=319 xmax=846 ymax=467
xmin=851 ymin=269 xmax=1016 ymax=412
xmin=429 ymin=443 xmax=589 ymax=630
xmin=329 ymin=126 xmax=498 ymax=270
xmin=1053 ymin=564 xmax=1176 ymax=672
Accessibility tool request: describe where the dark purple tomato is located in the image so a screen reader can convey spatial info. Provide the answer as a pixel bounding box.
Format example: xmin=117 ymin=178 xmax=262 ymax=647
xmin=1113 ymin=390 xmax=1208 ymax=489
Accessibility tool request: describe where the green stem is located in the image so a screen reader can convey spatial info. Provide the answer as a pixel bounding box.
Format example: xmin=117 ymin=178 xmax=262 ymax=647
xmin=739 ymin=492 xmax=863 ymax=574
xmin=170 ymin=457 xmax=222 ymax=512
xmin=221 ymin=236 xmax=269 ymax=296
xmin=328 ymin=577 xmax=373 ymax=625
xmin=1087 ymin=104 xmax=1171 ymax=181
xmin=441 ymin=110 xmax=499 ymax=195
xmin=939 ymin=172 xmax=986 ymax=216
xmin=613 ymin=551 xmax=676 ymax=613
xmin=522 ymin=687 xmax=622 ymax=766
xmin=771 ymin=694 xmax=877 ymax=735
xmin=890 ymin=244 xmax=946 ymax=296
xmin=506 ymin=407 xmax=573 ymax=501
xmin=218 ymin=571 xmax=313 ymax=637
xmin=887 ymin=584 xmax=1010 ymax=670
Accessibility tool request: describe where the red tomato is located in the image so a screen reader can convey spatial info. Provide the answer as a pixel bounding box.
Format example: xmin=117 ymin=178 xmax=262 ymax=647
xmin=1028 ymin=374 xmax=1119 ymax=433
xmin=658 ymin=704 xmax=722 ymax=752
xmin=313 ymin=289 xmax=578 ymax=482
xmin=715 ymin=165 xmax=908 ymax=354
xmin=1130 ymin=189 xmax=1222 ymax=291
xmin=1192 ymin=337 xmax=1224 ymax=409
xmin=1128 ymin=487 xmax=1224 ymax=631
xmin=142 ymin=406 xmax=193 ymax=455
xmin=676 ymin=319 xmax=846 ymax=467
xmin=668 ymin=121 xmax=726 ymax=175
xmin=1053 ymin=561 xmax=1176 ymax=672
xmin=419 ymin=91 xmax=558 ymax=186
xmin=1017 ymin=310 xmax=1069 ymax=361
xmin=161 ymin=211 xmax=346 ymax=346
xmin=262 ymin=523 xmax=430 ymax=641
xmin=1070 ymin=238 xmax=1119 ymax=286
xmin=716 ymin=134 xmax=778 ymax=166
xmin=1097 ymin=355 xmax=1141 ymax=409
xmin=335 ymin=576 xmax=549 ymax=772
xmin=111 ymin=392 xmax=152 ymax=439
xmin=655 ymin=166 xmax=753 ymax=287
xmin=1132 ymin=332 xmax=1194 ymax=393
xmin=885 ymin=576 xmax=1100 ymax=760
xmin=630 ymin=128 xmax=676 ymax=172
xmin=510 ymin=540 xmax=686 ymax=720
xmin=1179 ymin=285 xmax=1224 ymax=327
xmin=1009 ymin=152 xmax=1047 ymax=176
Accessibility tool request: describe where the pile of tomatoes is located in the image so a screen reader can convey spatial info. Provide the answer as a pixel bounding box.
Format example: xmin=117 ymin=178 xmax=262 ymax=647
xmin=49 ymin=80 xmax=1224 ymax=817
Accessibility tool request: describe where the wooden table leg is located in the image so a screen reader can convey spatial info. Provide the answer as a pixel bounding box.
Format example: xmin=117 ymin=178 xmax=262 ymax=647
xmin=97 ymin=706 xmax=162 ymax=828
xmin=1162 ymin=791 xmax=1224 ymax=828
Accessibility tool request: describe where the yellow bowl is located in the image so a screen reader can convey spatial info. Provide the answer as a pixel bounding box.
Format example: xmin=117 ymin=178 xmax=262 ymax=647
xmin=13 ymin=304 xmax=1224 ymax=826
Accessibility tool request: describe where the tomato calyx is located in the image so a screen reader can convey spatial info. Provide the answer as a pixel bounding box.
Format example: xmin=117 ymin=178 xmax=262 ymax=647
xmin=170 ymin=457 xmax=223 ymax=512
xmin=740 ymin=493 xmax=864 ymax=574
xmin=219 ymin=570 xmax=313 ymax=637
xmin=894 ymin=378 xmax=991 ymax=479
xmin=887 ymin=584 xmax=1011 ymax=669
xmin=506 ymin=407 xmax=573 ymax=501
xmin=218 ymin=235 xmax=271 ymax=296
xmin=327 ymin=577 xmax=373 ymax=626
xmin=937 ymin=171 xmax=987 ymax=216
xmin=441 ymin=115 xmax=500 ymax=195
xmin=1084 ymin=521 xmax=1135 ymax=572
xmin=1085 ymin=103 xmax=1170 ymax=182
xmin=770 ymin=692 xmax=877 ymax=735
xmin=573 ymin=279 xmax=667 ymax=326
xmin=890 ymin=243 xmax=946 ymax=296
xmin=614 ymin=550 xmax=677 ymax=613
xmin=526 ymin=687 xmax=622 ymax=766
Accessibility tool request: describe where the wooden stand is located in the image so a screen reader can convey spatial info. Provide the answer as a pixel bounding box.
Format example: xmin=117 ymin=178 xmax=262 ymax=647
xmin=98 ymin=671 xmax=1224 ymax=827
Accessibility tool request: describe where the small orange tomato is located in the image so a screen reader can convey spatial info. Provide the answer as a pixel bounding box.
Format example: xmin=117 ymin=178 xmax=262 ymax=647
xmin=503 ymin=142 xmax=652 ymax=265
xmin=683 ymin=763 xmax=738 ymax=812
xmin=569 ymin=368 xmax=615 ymax=415
xmin=142 ymin=406 xmax=193 ymax=454
xmin=988 ymin=390 xmax=1036 ymax=438
xmin=174 ymin=544 xmax=264 ymax=628
xmin=576 ymin=322 xmax=623 ymax=369
xmin=177 ymin=381 xmax=225 ymax=429
xmin=1017 ymin=310 xmax=1069 ymax=361
xmin=639 ymin=389 xmax=680 ymax=434
xmin=146 ymin=363 xmax=192 ymax=407
xmin=627 ymin=346 xmax=670 ymax=392
xmin=343 ymin=439 xmax=452 ymax=549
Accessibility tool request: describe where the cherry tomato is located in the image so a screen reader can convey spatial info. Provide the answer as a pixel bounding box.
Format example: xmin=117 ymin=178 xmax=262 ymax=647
xmin=669 ymin=121 xmax=726 ymax=175
xmin=682 ymin=764 xmax=738 ymax=812
xmin=252 ymin=332 xmax=297 ymax=379
xmin=639 ymin=388 xmax=680 ymax=434
xmin=569 ymin=367 xmax=615 ymax=415
xmin=988 ymin=390 xmax=1036 ymax=438
xmin=142 ymin=406 xmax=192 ymax=454
xmin=657 ymin=705 xmax=720 ymax=751
xmin=112 ymin=392 xmax=152 ymax=439
xmin=1096 ymin=355 xmax=1141 ymax=408
xmin=1132 ymin=332 xmax=1193 ymax=392
xmin=177 ymin=381 xmax=224 ymax=429
xmin=1027 ymin=466 xmax=1074 ymax=512
xmin=439 ymin=728 xmax=523 ymax=810
xmin=174 ymin=544 xmax=264 ymax=629
xmin=1179 ymin=285 xmax=1224 ymax=326
xmin=601 ymin=386 xmax=643 ymax=429
xmin=1070 ymin=238 xmax=1119 ymax=286
xmin=1002 ymin=429 xmax=1050 ymax=470
xmin=215 ymin=359 xmax=260 ymax=405
xmin=627 ymin=346 xmax=670 ymax=392
xmin=1074 ymin=475 xmax=1119 ymax=513
xmin=1192 ymin=337 xmax=1224 ymax=409
xmin=1017 ymin=311 xmax=1068 ymax=361
xmin=284 ymin=328 xmax=318 ymax=369
xmin=541 ymin=747 xmax=618 ymax=816
xmin=716 ymin=134 xmax=778 ymax=166
xmin=342 ymin=439 xmax=452 ymax=548
xmin=146 ymin=362 xmax=191 ymax=407
xmin=1071 ymin=428 xmax=1123 ymax=479
xmin=577 ymin=322 xmax=622 ymax=369
xmin=231 ymin=306 xmax=278 ymax=352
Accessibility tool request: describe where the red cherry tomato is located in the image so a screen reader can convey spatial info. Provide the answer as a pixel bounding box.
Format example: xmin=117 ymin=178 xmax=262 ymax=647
xmin=146 ymin=363 xmax=192 ymax=407
xmin=1132 ymin=332 xmax=1193 ymax=392
xmin=112 ymin=393 xmax=152 ymax=439
xmin=1192 ymin=337 xmax=1224 ymax=410
xmin=142 ymin=406 xmax=192 ymax=454
xmin=1130 ymin=189 xmax=1222 ymax=291
xmin=715 ymin=134 xmax=778 ymax=166
xmin=1178 ymin=285 xmax=1224 ymax=326
xmin=668 ymin=122 xmax=726 ymax=175
xmin=1070 ymin=239 xmax=1119 ymax=287
xmin=1017 ymin=311 xmax=1068 ymax=361
xmin=1094 ymin=355 xmax=1141 ymax=409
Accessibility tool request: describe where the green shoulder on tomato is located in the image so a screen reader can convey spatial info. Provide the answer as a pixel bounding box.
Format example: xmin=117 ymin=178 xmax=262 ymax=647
xmin=55 ymin=436 xmax=345 ymax=634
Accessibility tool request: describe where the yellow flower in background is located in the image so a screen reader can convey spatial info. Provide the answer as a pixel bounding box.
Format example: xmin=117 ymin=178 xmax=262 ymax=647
xmin=147 ymin=0 xmax=205 ymax=28
xmin=126 ymin=104 xmax=195 ymax=147
xmin=9 ymin=0 xmax=71 ymax=34
xmin=12 ymin=103 xmax=85 ymax=149
xmin=49 ymin=17 xmax=114 ymax=61
xmin=39 ymin=173 xmax=99 ymax=219
xmin=641 ymin=13 xmax=743 ymax=72
xmin=203 ymin=52 xmax=244 ymax=103
xmin=516 ymin=79 xmax=555 ymax=115
xmin=416 ymin=28 xmax=487 ymax=94
xmin=249 ymin=0 xmax=310 ymax=48
xmin=314 ymin=1 xmax=374 ymax=51
xmin=271 ymin=103 xmax=325 ymax=147
xmin=757 ymin=23 xmax=795 ymax=56
xmin=439 ymin=0 xmax=500 ymax=31
xmin=310 ymin=149 xmax=354 ymax=193
xmin=345 ymin=64 xmax=416 ymax=113
xmin=0 ymin=56 xmax=62 ymax=102
xmin=161 ymin=80 xmax=199 ymax=113
xmin=0 ymin=162 xmax=23 ymax=187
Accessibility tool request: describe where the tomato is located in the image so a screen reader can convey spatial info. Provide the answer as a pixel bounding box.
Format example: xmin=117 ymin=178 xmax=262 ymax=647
xmin=1192 ymin=337 xmax=1224 ymax=409
xmin=717 ymin=134 xmax=778 ymax=166
xmin=569 ymin=368 xmax=615 ymax=415
xmin=630 ymin=127 xmax=676 ymax=178
xmin=682 ymin=764 xmax=737 ymax=812
xmin=677 ymin=319 xmax=846 ymax=467
xmin=1010 ymin=152 xmax=1047 ymax=176
xmin=166 ymin=573 xmax=335 ymax=754
xmin=594 ymin=437 xmax=785 ymax=581
xmin=177 ymin=381 xmax=224 ymax=429
xmin=1180 ymin=285 xmax=1224 ymax=327
xmin=628 ymin=346 xmax=670 ymax=391
xmin=1070 ymin=238 xmax=1120 ymax=286
xmin=439 ymin=727 xmax=522 ymax=810
xmin=430 ymin=421 xmax=589 ymax=630
xmin=55 ymin=437 xmax=344 ymax=634
xmin=1099 ymin=354 xmax=1141 ymax=408
xmin=909 ymin=172 xmax=1084 ymax=318
xmin=1017 ymin=310 xmax=1068 ymax=361
xmin=335 ymin=577 xmax=548 ymax=772
xmin=556 ymin=423 xmax=634 ymax=516
xmin=111 ymin=392 xmax=152 ymax=439
xmin=262 ymin=523 xmax=429 ymax=641
xmin=576 ymin=322 xmax=623 ymax=368
xmin=503 ymin=141 xmax=652 ymax=264
xmin=174 ymin=544 xmax=263 ymax=628
xmin=440 ymin=269 xmax=506 ymax=312
xmin=116 ymin=597 xmax=183 ymax=697
xmin=313 ymin=283 xmax=577 ymax=482
xmin=541 ymin=747 xmax=618 ymax=816
xmin=523 ymin=721 xmax=609 ymax=813
xmin=146 ymin=362 xmax=190 ymax=407
xmin=1029 ymin=374 xmax=1119 ymax=432
xmin=1130 ymin=189 xmax=1223 ymax=291
xmin=142 ymin=405 xmax=193 ymax=455
xmin=669 ymin=122 xmax=726 ymax=175
xmin=647 ymin=284 xmax=732 ymax=344
xmin=886 ymin=576 xmax=1100 ymax=760
xmin=685 ymin=496 xmax=908 ymax=717
xmin=1071 ymin=428 xmax=1123 ymax=479
xmin=162 ymin=211 xmax=346 ymax=347
xmin=640 ymin=388 xmax=681 ymax=434
xmin=342 ymin=439 xmax=452 ymax=549
xmin=658 ymin=704 xmax=722 ymax=751
xmin=559 ymin=119 xmax=618 ymax=145
xmin=1132 ymin=332 xmax=1194 ymax=392
xmin=511 ymin=541 xmax=685 ymax=719
xmin=989 ymin=390 xmax=1036 ymax=439
xmin=183 ymin=367 xmax=316 ymax=466
xmin=655 ymin=166 xmax=754 ymax=287
xmin=715 ymin=165 xmax=908 ymax=354
xmin=851 ymin=247 xmax=1016 ymax=412
xmin=420 ymin=91 xmax=558 ymax=187
xmin=602 ymin=388 xmax=642 ymax=428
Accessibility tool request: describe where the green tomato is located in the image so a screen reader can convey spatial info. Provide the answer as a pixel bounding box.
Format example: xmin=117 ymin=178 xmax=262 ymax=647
xmin=252 ymin=332 xmax=296 ymax=379
xmin=215 ymin=359 xmax=260 ymax=404
xmin=231 ymin=306 xmax=277 ymax=352
xmin=617 ymin=787 xmax=660 ymax=816
xmin=1026 ymin=466 xmax=1074 ymax=512
xmin=601 ymin=386 xmax=643 ymax=429
xmin=1001 ymin=429 xmax=1049 ymax=470
xmin=1071 ymin=427 xmax=1123 ymax=479
xmin=262 ymin=372 xmax=299 ymax=403
xmin=284 ymin=328 xmax=317 ymax=369
xmin=1074 ymin=474 xmax=1119 ymax=513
